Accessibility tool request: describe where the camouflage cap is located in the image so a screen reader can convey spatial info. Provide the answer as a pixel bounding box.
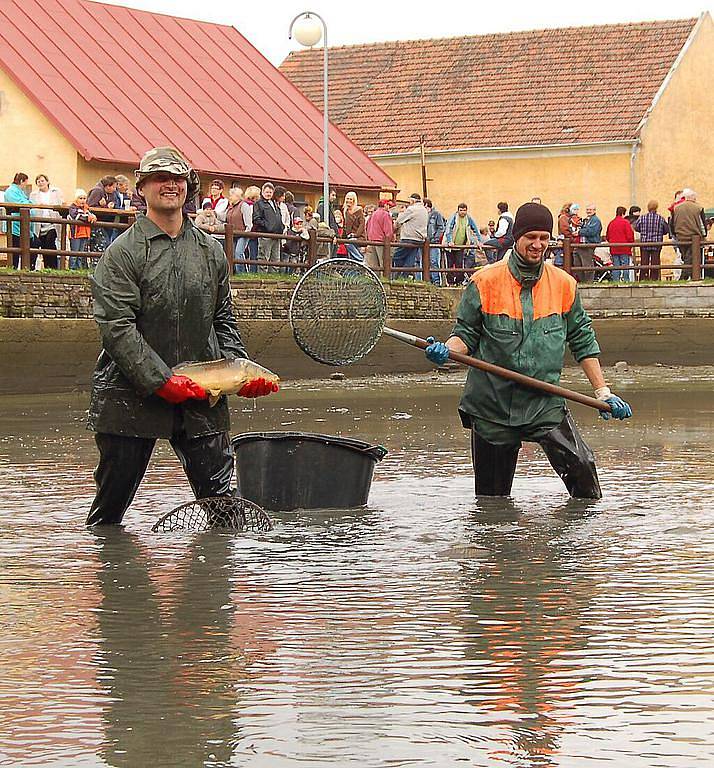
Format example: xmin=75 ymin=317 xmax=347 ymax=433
xmin=135 ymin=146 xmax=200 ymax=198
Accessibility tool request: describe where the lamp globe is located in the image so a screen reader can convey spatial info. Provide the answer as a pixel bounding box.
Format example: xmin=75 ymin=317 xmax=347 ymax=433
xmin=292 ymin=14 xmax=322 ymax=47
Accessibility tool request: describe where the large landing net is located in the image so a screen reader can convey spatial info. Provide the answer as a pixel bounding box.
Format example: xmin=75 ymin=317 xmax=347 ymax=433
xmin=152 ymin=496 xmax=273 ymax=533
xmin=289 ymin=259 xmax=388 ymax=366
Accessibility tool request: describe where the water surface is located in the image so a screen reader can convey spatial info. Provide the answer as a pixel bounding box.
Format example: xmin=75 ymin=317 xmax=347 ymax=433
xmin=1 ymin=368 xmax=714 ymax=767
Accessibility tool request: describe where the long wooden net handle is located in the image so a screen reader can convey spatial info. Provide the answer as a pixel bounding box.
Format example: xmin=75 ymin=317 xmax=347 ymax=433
xmin=383 ymin=327 xmax=611 ymax=413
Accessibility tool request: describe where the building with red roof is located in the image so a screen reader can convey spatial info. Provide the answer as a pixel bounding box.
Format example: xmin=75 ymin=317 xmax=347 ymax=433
xmin=0 ymin=0 xmax=395 ymax=205
xmin=282 ymin=15 xmax=714 ymax=218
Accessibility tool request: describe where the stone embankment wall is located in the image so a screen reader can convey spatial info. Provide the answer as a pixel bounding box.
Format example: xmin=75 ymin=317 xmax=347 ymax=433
xmin=0 ymin=273 xmax=457 ymax=320
xmin=230 ymin=279 xmax=456 ymax=321
xmin=0 ymin=273 xmax=92 ymax=318
xmin=4 ymin=272 xmax=714 ymax=321
xmin=2 ymin=273 xmax=714 ymax=395
xmin=579 ymin=283 xmax=714 ymax=318
xmin=0 ymin=274 xmax=460 ymax=394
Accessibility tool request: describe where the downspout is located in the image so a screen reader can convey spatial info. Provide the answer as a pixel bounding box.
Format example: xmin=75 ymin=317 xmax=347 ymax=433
xmin=629 ymin=139 xmax=641 ymax=206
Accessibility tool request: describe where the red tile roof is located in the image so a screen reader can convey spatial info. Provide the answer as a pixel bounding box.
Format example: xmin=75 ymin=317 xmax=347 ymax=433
xmin=280 ymin=18 xmax=699 ymax=156
xmin=0 ymin=0 xmax=395 ymax=190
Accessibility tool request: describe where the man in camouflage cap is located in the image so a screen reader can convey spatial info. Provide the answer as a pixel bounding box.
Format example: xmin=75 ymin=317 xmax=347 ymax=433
xmin=85 ymin=146 xmax=277 ymax=526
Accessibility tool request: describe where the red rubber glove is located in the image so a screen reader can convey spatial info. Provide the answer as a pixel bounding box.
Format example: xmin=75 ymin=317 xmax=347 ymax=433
xmin=155 ymin=375 xmax=207 ymax=404
xmin=238 ymin=377 xmax=279 ymax=398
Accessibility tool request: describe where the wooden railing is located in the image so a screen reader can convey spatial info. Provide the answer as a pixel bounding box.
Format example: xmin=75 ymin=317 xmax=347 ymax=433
xmin=560 ymin=236 xmax=712 ymax=281
xmin=0 ymin=202 xmax=135 ymax=270
xmin=2 ymin=202 xmax=711 ymax=283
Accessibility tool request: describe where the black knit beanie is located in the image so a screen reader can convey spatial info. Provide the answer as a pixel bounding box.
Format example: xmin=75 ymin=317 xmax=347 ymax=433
xmin=512 ymin=203 xmax=553 ymax=242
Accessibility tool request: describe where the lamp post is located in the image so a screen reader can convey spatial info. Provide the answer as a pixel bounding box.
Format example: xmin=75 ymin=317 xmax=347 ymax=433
xmin=289 ymin=11 xmax=329 ymax=224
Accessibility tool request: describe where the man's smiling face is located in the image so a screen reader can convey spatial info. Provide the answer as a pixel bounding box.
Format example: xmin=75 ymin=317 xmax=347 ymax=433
xmin=516 ymin=231 xmax=550 ymax=265
xmin=140 ymin=173 xmax=187 ymax=212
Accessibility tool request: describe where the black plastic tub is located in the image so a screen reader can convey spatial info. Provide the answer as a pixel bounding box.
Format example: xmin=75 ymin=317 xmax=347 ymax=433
xmin=231 ymin=432 xmax=387 ymax=511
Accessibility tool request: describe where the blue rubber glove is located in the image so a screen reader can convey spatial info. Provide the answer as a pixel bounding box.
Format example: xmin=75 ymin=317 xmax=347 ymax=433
xmin=425 ymin=336 xmax=450 ymax=366
xmin=600 ymin=395 xmax=633 ymax=421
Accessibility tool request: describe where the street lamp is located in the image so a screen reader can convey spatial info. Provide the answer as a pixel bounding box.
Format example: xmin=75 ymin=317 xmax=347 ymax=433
xmin=289 ymin=11 xmax=329 ymax=223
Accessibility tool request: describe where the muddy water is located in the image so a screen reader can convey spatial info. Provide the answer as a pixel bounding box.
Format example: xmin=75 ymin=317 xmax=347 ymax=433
xmin=1 ymin=368 xmax=714 ymax=767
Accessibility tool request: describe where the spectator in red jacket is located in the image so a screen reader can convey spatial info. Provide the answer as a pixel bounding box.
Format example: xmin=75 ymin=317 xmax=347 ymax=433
xmin=606 ymin=206 xmax=635 ymax=282
xmin=365 ymin=199 xmax=394 ymax=271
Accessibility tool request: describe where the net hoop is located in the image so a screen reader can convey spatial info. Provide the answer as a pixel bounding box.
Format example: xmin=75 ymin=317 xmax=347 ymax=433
xmin=151 ymin=496 xmax=273 ymax=533
xmin=289 ymin=259 xmax=388 ymax=366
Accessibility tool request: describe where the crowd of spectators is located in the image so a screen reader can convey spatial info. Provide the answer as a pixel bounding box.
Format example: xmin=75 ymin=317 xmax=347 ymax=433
xmin=0 ymin=171 xmax=140 ymax=269
xmin=2 ymin=169 xmax=710 ymax=283
xmin=556 ymin=189 xmax=710 ymax=282
xmin=206 ymin=188 xmax=516 ymax=286
xmin=192 ymin=179 xmax=305 ymax=273
xmin=190 ymin=182 xmax=428 ymax=277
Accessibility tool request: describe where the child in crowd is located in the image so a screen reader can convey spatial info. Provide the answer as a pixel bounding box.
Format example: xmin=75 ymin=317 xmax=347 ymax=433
xmin=475 ymin=226 xmax=491 ymax=265
xmin=333 ymin=209 xmax=347 ymax=256
xmin=281 ymin=215 xmax=310 ymax=269
xmin=306 ymin=210 xmax=319 ymax=233
xmin=67 ymin=189 xmax=97 ymax=269
xmin=195 ymin=200 xmax=225 ymax=238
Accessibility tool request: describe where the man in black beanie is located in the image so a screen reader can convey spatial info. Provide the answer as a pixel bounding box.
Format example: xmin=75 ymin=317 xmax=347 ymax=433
xmin=423 ymin=202 xmax=632 ymax=499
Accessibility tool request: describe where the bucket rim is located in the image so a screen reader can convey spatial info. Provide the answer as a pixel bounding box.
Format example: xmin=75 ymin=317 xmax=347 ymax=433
xmin=231 ymin=431 xmax=387 ymax=460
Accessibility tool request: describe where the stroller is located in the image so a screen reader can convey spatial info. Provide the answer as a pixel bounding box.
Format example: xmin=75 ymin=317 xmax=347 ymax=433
xmin=592 ymin=246 xmax=613 ymax=282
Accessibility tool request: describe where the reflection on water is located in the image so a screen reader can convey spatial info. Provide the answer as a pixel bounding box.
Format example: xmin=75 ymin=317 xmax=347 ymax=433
xmin=2 ymin=370 xmax=714 ymax=766
xmin=94 ymin=532 xmax=245 ymax=767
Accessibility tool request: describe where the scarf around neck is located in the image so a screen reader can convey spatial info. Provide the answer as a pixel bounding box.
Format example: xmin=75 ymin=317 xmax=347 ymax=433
xmin=510 ymin=246 xmax=544 ymax=284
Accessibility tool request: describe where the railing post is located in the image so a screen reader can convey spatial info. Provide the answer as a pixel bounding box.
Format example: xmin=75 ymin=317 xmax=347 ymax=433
xmin=19 ymin=208 xmax=32 ymax=270
xmin=383 ymin=237 xmax=392 ymax=280
xmin=692 ymin=234 xmax=702 ymax=281
xmin=59 ymin=219 xmax=68 ymax=270
xmin=307 ymin=227 xmax=317 ymax=267
xmin=421 ymin=240 xmax=430 ymax=284
xmin=563 ymin=237 xmax=572 ymax=276
xmin=224 ymin=222 xmax=234 ymax=273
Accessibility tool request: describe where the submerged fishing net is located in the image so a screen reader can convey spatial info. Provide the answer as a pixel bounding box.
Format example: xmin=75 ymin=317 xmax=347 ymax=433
xmin=289 ymin=259 xmax=388 ymax=365
xmin=151 ymin=496 xmax=273 ymax=533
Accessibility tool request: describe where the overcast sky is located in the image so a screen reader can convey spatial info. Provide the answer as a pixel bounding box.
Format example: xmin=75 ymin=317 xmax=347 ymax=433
xmin=101 ymin=0 xmax=709 ymax=65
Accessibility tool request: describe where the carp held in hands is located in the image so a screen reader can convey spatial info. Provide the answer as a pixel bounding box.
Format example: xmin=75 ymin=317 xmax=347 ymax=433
xmin=173 ymin=358 xmax=280 ymax=406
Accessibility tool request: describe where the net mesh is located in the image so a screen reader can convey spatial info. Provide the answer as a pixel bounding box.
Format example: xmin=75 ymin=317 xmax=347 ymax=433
xmin=151 ymin=496 xmax=273 ymax=533
xmin=289 ymin=259 xmax=387 ymax=365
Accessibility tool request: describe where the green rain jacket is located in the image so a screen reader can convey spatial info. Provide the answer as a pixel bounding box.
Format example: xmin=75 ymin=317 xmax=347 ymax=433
xmin=87 ymin=215 xmax=247 ymax=439
xmin=452 ymin=253 xmax=600 ymax=444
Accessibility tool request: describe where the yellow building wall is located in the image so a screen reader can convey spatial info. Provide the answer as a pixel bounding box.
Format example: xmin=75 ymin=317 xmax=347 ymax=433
xmin=378 ymin=151 xmax=631 ymax=224
xmin=637 ymin=14 xmax=714 ymax=209
xmin=0 ymin=68 xmax=77 ymax=199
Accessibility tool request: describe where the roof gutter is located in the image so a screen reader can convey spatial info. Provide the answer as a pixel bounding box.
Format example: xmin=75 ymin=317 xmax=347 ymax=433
xmin=371 ymin=140 xmax=637 ymax=162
